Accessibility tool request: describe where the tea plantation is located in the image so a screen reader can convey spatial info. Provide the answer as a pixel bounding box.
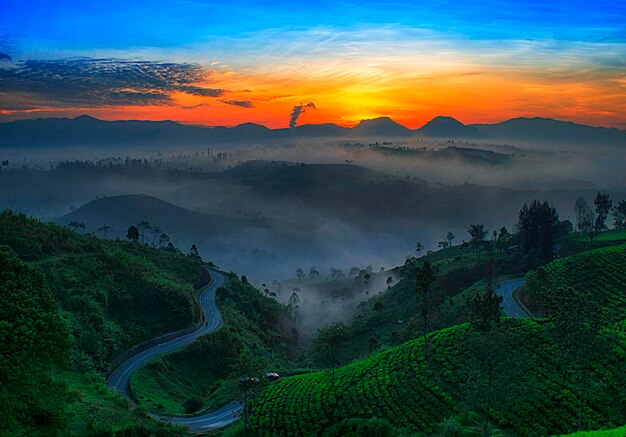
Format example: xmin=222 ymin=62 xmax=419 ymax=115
xmin=249 ymin=318 xmax=626 ymax=436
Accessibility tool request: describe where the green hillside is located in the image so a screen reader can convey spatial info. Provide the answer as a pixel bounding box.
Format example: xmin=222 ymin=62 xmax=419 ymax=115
xmin=248 ymin=319 xmax=626 ymax=436
xmin=558 ymin=425 xmax=626 ymax=436
xmin=524 ymin=243 xmax=626 ymax=323
xmin=343 ymin=243 xmax=526 ymax=360
xmin=131 ymin=274 xmax=304 ymax=415
xmin=0 ymin=210 xmax=209 ymax=434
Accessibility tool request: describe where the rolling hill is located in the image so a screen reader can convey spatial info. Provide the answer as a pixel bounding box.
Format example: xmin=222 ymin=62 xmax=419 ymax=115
xmin=416 ymin=116 xmax=485 ymax=139
xmin=472 ymin=117 xmax=626 ymax=145
xmin=249 ymin=318 xmax=626 ymax=436
xmin=2 ymin=114 xmax=625 ymax=149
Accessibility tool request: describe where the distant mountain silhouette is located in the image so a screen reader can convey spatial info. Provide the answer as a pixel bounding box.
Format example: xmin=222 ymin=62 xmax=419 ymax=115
xmin=472 ymin=117 xmax=626 ymax=145
xmin=1 ymin=114 xmax=624 ymax=148
xmin=416 ymin=116 xmax=485 ymax=138
xmin=352 ymin=117 xmax=413 ymax=137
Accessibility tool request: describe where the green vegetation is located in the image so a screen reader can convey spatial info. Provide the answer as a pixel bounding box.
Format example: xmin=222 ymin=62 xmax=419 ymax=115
xmin=0 ymin=210 xmax=208 ymax=434
xmin=558 ymin=425 xmax=626 ymax=436
xmin=525 ymin=243 xmax=626 ymax=324
xmin=131 ymin=273 xmax=303 ymax=415
xmin=249 ymin=319 xmax=626 ymax=436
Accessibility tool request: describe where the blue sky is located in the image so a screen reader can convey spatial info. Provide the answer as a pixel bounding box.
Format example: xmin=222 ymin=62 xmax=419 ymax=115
xmin=1 ymin=1 xmax=625 ymax=128
xmin=2 ymin=0 xmax=625 ymax=55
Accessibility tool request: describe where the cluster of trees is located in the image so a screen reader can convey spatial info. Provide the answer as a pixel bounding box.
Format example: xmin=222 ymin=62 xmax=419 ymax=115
xmin=125 ymin=222 xmax=202 ymax=260
xmin=574 ymin=193 xmax=626 ymax=239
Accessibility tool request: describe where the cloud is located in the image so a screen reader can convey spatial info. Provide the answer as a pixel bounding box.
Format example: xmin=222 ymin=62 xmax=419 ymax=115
xmin=221 ymin=99 xmax=254 ymax=108
xmin=0 ymin=57 xmax=226 ymax=108
xmin=0 ymin=53 xmax=11 ymax=62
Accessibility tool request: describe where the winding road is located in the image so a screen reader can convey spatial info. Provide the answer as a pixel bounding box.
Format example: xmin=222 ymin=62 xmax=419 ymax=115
xmin=107 ymin=269 xmax=243 ymax=433
xmin=495 ymin=278 xmax=532 ymax=318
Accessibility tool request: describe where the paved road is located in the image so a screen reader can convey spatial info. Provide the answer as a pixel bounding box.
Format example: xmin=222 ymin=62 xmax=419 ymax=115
xmin=495 ymin=278 xmax=531 ymax=318
xmin=107 ymin=269 xmax=243 ymax=432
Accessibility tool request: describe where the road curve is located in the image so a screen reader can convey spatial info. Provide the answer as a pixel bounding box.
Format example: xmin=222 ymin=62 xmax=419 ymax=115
xmin=495 ymin=278 xmax=532 ymax=318
xmin=107 ymin=269 xmax=243 ymax=432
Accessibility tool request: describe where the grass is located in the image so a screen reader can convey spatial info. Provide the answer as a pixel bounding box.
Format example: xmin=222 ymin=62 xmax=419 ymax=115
xmin=556 ymin=425 xmax=626 ymax=436
xmin=62 ymin=370 xmax=185 ymax=435
xmin=249 ymin=319 xmax=626 ymax=437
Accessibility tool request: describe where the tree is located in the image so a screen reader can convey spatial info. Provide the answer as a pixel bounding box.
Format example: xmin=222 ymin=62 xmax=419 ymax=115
xmin=495 ymin=226 xmax=510 ymax=252
xmin=463 ymin=325 xmax=526 ymax=436
xmin=438 ymin=240 xmax=449 ymax=249
xmin=468 ymin=224 xmax=488 ymax=259
xmin=516 ymin=200 xmax=559 ymax=265
xmin=446 ymin=231 xmax=455 ymax=247
xmin=413 ymin=260 xmax=443 ymax=357
xmin=574 ymin=195 xmax=593 ymax=235
xmin=295 ymin=267 xmax=305 ymax=282
xmin=574 ymin=196 xmax=590 ymax=234
xmin=96 ymin=224 xmax=111 ymax=239
xmin=158 ymin=233 xmax=170 ymax=248
xmin=150 ymin=225 xmax=162 ymax=247
xmin=137 ymin=220 xmax=151 ymax=243
xmin=386 ymin=276 xmax=394 ymax=288
xmin=330 ymin=267 xmax=345 ymax=280
xmin=126 ymin=225 xmax=139 ymax=241
xmin=593 ymin=192 xmax=612 ymax=232
xmin=349 ymin=267 xmax=360 ymax=277
xmin=373 ymin=301 xmax=385 ymax=314
xmin=68 ymin=221 xmax=86 ymax=232
xmin=310 ymin=322 xmax=348 ymax=385
xmin=469 ymin=259 xmax=502 ymax=332
xmin=188 ymin=244 xmax=202 ymax=261
xmin=612 ymin=200 xmax=626 ymax=234
xmin=415 ymin=241 xmax=425 ymax=257
xmin=309 ymin=267 xmax=320 ymax=280
xmin=288 ymin=292 xmax=301 ymax=319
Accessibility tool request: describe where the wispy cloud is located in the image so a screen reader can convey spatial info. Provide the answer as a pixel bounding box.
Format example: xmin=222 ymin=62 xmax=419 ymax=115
xmin=221 ymin=99 xmax=254 ymax=108
xmin=0 ymin=57 xmax=225 ymax=108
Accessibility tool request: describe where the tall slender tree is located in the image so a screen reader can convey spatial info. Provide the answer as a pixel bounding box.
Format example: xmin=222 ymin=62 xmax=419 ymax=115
xmin=593 ymin=192 xmax=612 ymax=232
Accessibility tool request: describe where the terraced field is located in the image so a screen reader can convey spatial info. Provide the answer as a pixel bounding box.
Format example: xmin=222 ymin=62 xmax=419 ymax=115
xmin=526 ymin=243 xmax=626 ymax=323
xmin=249 ymin=319 xmax=626 ymax=436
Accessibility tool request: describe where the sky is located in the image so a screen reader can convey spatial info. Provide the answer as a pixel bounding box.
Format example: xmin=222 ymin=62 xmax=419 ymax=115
xmin=1 ymin=0 xmax=625 ymax=128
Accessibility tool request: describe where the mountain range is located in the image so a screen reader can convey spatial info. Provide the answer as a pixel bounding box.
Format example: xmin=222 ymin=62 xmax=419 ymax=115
xmin=1 ymin=114 xmax=624 ymax=148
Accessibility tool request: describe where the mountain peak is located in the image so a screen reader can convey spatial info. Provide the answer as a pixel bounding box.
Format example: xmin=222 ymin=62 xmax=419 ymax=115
xmin=417 ymin=115 xmax=485 ymax=138
xmin=73 ymin=114 xmax=100 ymax=122
xmin=352 ymin=117 xmax=412 ymax=136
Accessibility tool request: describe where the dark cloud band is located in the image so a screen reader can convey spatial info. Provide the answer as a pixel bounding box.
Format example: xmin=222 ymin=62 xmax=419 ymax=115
xmin=0 ymin=57 xmax=225 ymax=107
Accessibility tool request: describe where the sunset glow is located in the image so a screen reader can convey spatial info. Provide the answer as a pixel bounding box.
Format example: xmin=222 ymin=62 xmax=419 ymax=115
xmin=1 ymin=1 xmax=625 ymax=128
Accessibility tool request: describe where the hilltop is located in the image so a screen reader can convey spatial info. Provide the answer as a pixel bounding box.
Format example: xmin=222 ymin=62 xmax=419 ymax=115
xmin=416 ymin=116 xmax=485 ymax=139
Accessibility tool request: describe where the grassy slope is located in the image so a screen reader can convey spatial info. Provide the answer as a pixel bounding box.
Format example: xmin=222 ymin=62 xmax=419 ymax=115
xmin=0 ymin=211 xmax=207 ymax=434
xmin=344 ymin=243 xmax=526 ymax=360
xmin=131 ymin=274 xmax=304 ymax=415
xmin=557 ymin=426 xmax=626 ymax=436
xmin=249 ymin=240 xmax=626 ymax=436
xmin=250 ymin=319 xmax=626 ymax=436
xmin=524 ymin=243 xmax=626 ymax=323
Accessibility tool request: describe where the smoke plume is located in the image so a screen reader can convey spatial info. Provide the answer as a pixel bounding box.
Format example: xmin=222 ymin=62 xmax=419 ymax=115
xmin=289 ymin=102 xmax=316 ymax=129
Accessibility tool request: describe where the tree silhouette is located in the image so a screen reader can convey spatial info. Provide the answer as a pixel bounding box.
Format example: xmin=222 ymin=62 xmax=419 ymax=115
xmin=612 ymin=199 xmax=626 ymax=234
xmin=413 ymin=260 xmax=443 ymax=358
xmin=415 ymin=241 xmax=425 ymax=257
xmin=446 ymin=231 xmax=455 ymax=247
xmin=593 ymin=192 xmax=612 ymax=232
xmin=516 ymin=200 xmax=559 ymax=265
xmin=126 ymin=225 xmax=139 ymax=241
xmin=311 ymin=322 xmax=348 ymax=385
xmin=295 ymin=267 xmax=305 ymax=282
